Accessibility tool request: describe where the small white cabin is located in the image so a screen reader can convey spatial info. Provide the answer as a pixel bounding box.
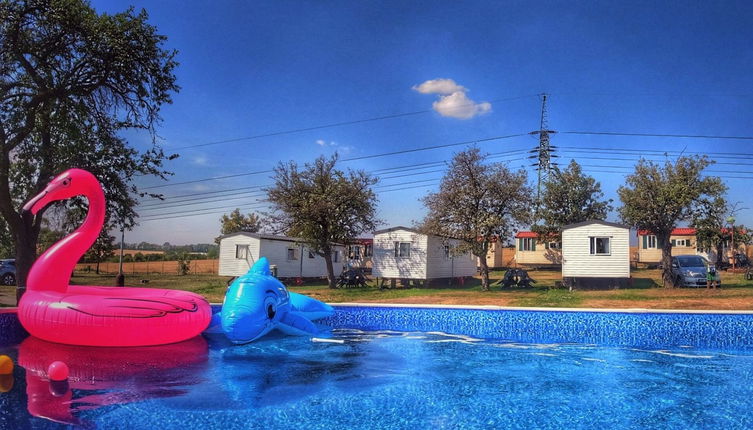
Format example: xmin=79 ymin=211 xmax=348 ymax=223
xmin=562 ymin=220 xmax=631 ymax=289
xmin=372 ymin=227 xmax=477 ymax=285
xmin=218 ymin=232 xmax=346 ymax=278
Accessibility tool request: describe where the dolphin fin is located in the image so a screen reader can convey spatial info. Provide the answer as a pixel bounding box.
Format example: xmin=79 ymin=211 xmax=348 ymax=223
xmin=249 ymin=257 xmax=271 ymax=276
xmin=277 ymin=312 xmax=318 ymax=336
xmin=289 ymin=292 xmax=334 ymax=321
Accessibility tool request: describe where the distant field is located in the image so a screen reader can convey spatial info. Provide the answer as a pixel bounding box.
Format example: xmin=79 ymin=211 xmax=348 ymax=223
xmin=75 ymin=259 xmax=219 ymax=275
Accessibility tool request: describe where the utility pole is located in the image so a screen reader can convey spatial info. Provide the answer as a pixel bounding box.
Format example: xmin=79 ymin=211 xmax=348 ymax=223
xmin=116 ymin=226 xmax=125 ymax=286
xmin=529 ymin=93 xmax=557 ymax=214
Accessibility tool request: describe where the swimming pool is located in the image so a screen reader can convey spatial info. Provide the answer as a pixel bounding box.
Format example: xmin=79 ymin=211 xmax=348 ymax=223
xmin=1 ymin=305 xmax=753 ymax=429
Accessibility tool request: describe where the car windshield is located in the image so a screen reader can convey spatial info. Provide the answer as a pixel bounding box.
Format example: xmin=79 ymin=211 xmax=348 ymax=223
xmin=676 ymin=256 xmax=707 ymax=268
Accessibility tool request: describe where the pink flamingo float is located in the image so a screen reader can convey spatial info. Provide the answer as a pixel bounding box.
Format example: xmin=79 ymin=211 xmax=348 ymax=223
xmin=18 ymin=169 xmax=211 ymax=346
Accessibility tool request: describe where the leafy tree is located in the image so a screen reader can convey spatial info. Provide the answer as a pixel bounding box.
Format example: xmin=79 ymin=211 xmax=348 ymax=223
xmin=176 ymin=252 xmax=191 ymax=275
xmin=214 ymin=208 xmax=262 ymax=243
xmin=266 ymin=155 xmax=378 ymax=288
xmin=37 ymin=227 xmax=65 ymax=254
xmin=0 ymin=0 xmax=179 ymax=301
xmin=0 ymin=217 xmax=12 ymax=258
xmin=618 ymin=156 xmax=726 ymax=287
xmin=532 ymin=160 xmax=612 ymax=242
xmin=420 ymin=148 xmax=532 ymax=291
xmin=82 ymin=229 xmax=115 ymax=274
xmin=692 ymin=196 xmax=731 ymax=266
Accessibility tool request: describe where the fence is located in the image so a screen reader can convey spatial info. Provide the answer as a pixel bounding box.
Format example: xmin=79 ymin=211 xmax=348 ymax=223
xmin=75 ymin=259 xmax=219 ymax=275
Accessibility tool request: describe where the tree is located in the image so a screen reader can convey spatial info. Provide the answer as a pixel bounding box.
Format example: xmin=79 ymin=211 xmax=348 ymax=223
xmin=0 ymin=0 xmax=179 ymax=301
xmin=618 ymin=156 xmax=726 ymax=287
xmin=266 ymin=155 xmax=378 ymax=288
xmin=420 ymin=148 xmax=533 ymax=291
xmin=0 ymin=217 xmax=12 ymax=258
xmin=214 ymin=209 xmax=262 ymax=244
xmin=532 ymin=160 xmax=612 ymax=243
xmin=692 ymin=196 xmax=731 ymax=266
xmin=83 ymin=229 xmax=115 ymax=274
xmin=176 ymin=252 xmax=191 ymax=275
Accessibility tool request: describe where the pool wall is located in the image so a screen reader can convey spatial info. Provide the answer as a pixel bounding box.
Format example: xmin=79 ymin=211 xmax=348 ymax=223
xmin=321 ymin=304 xmax=753 ymax=350
xmin=2 ymin=305 xmax=753 ymax=349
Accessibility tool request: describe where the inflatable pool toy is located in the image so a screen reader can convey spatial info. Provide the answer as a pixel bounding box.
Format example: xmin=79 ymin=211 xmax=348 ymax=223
xmin=47 ymin=362 xmax=69 ymax=381
xmin=18 ymin=335 xmax=208 ymax=426
xmin=18 ymin=169 xmax=211 ymax=346
xmin=0 ymin=355 xmax=12 ymax=374
xmin=209 ymin=257 xmax=334 ymax=343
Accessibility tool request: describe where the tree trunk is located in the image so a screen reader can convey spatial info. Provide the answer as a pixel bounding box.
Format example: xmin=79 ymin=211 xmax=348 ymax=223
xmin=715 ymin=242 xmax=724 ymax=267
xmin=478 ymin=255 xmax=490 ymax=291
xmin=95 ymin=260 xmax=100 ymax=275
xmin=660 ymin=233 xmax=675 ymax=288
xmin=15 ymin=215 xmax=40 ymax=303
xmin=322 ymin=248 xmax=336 ymax=289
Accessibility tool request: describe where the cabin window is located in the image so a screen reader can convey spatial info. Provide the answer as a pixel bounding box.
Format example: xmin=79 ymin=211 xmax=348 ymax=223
xmin=332 ymin=250 xmax=340 ymax=262
xmin=350 ymin=245 xmax=362 ymax=260
xmin=546 ymin=242 xmax=560 ymax=250
xmin=590 ymin=237 xmax=611 ymax=255
xmin=364 ymin=244 xmax=372 ymax=257
xmin=394 ymin=241 xmax=411 ymax=258
xmin=287 ymin=248 xmax=297 ymax=260
xmin=444 ymin=245 xmax=451 ymax=260
xmin=308 ymin=250 xmax=315 ymax=259
xmin=672 ymin=239 xmax=689 ymax=247
xmin=235 ymin=245 xmax=249 ymax=259
xmin=520 ymin=238 xmax=534 ymax=251
xmin=644 ymin=235 xmax=657 ymax=249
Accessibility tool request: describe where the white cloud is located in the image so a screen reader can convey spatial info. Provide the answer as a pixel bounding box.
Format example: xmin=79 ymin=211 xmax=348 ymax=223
xmin=432 ymin=91 xmax=492 ymax=119
xmin=413 ymin=78 xmax=492 ymax=119
xmin=192 ymin=155 xmax=209 ymax=166
xmin=412 ymin=78 xmax=466 ymax=95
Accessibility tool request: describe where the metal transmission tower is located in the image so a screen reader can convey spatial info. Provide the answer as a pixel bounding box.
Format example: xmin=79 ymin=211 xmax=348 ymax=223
xmin=529 ymin=93 xmax=557 ymax=212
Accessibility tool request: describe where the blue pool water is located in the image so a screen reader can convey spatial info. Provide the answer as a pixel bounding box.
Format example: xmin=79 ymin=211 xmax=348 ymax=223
xmin=1 ymin=306 xmax=753 ymax=429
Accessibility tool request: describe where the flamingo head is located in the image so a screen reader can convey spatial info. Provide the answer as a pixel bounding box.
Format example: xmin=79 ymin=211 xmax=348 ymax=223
xmin=22 ymin=169 xmax=96 ymax=215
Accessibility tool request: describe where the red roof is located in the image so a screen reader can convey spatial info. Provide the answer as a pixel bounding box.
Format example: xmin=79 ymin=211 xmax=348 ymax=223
xmin=637 ymin=228 xmax=696 ymax=236
xmin=515 ymin=231 xmax=538 ymax=238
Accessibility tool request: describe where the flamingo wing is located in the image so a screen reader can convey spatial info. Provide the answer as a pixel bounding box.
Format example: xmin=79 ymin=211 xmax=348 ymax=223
xmin=58 ymin=291 xmax=204 ymax=319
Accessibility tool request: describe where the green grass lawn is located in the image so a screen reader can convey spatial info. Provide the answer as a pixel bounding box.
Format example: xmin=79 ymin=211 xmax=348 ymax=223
xmin=1 ymin=268 xmax=751 ymax=309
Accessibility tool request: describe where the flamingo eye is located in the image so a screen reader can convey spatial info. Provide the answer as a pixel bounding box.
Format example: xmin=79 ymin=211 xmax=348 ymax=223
xmin=62 ymin=178 xmax=71 ymax=186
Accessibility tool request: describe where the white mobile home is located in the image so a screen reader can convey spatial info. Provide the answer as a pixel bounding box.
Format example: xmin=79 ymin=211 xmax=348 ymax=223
xmin=372 ymin=227 xmax=477 ymax=285
xmin=562 ymin=220 xmax=630 ymax=289
xmin=218 ymin=232 xmax=346 ymax=279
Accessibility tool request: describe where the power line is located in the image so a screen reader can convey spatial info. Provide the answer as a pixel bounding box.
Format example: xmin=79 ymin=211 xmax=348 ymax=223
xmin=168 ymin=94 xmax=538 ymax=151
xmin=139 ymin=133 xmax=528 ymax=190
xmin=561 ymin=131 xmax=753 ymax=141
xmin=138 ymin=149 xmax=530 ymax=212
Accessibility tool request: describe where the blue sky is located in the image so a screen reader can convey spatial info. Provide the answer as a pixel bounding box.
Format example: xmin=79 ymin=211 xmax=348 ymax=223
xmin=90 ymin=0 xmax=753 ymax=245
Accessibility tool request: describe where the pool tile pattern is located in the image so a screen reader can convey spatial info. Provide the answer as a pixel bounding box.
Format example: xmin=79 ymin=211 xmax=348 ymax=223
xmin=321 ymin=306 xmax=753 ymax=349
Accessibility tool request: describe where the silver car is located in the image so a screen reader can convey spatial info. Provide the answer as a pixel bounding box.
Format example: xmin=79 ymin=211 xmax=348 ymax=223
xmin=670 ymin=255 xmax=720 ymax=287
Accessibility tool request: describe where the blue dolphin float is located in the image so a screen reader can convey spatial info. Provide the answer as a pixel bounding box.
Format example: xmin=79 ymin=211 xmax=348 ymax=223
xmin=207 ymin=257 xmax=334 ymax=343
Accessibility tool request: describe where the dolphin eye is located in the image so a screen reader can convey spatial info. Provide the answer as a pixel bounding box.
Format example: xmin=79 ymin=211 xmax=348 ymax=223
xmin=266 ymin=304 xmax=276 ymax=319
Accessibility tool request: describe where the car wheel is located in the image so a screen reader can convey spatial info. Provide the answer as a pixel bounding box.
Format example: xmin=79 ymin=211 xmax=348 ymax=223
xmin=1 ymin=273 xmax=15 ymax=286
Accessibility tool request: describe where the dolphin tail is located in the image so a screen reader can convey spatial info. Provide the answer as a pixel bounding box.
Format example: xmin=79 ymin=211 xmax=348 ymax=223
xmin=277 ymin=312 xmax=318 ymax=336
xmin=289 ymin=292 xmax=334 ymax=321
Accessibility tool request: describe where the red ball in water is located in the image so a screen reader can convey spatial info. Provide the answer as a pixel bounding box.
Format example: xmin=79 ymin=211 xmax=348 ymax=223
xmin=47 ymin=361 xmax=69 ymax=381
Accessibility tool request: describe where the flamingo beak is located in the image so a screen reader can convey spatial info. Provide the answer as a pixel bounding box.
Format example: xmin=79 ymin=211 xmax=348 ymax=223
xmin=22 ymin=189 xmax=52 ymax=215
